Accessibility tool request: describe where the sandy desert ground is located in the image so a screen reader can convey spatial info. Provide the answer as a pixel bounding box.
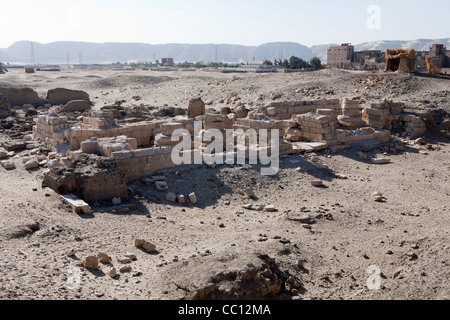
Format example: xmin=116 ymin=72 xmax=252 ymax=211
xmin=0 ymin=68 xmax=449 ymax=300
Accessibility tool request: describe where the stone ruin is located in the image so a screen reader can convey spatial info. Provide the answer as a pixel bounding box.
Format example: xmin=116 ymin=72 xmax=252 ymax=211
xmin=385 ymin=48 xmax=416 ymax=73
xmin=0 ymin=83 xmax=433 ymax=213
xmin=22 ymin=95 xmax=429 ymax=211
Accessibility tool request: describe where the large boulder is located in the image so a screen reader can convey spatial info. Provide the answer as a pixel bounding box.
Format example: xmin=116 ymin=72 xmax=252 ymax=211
xmin=0 ymin=94 xmax=11 ymax=118
xmin=188 ymin=98 xmax=205 ymax=119
xmin=0 ymin=88 xmax=45 ymax=107
xmin=62 ymin=100 xmax=91 ymax=112
xmin=47 ymin=88 xmax=90 ymax=106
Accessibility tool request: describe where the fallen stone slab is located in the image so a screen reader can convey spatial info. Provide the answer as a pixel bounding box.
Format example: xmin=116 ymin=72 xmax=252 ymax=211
xmin=372 ymin=157 xmax=391 ymax=164
xmin=61 ymin=194 xmax=92 ymax=214
xmin=291 ymin=143 xmax=315 ymax=153
xmin=264 ymin=205 xmax=277 ymax=212
xmin=2 ymin=141 xmax=27 ymax=152
xmin=242 ymin=204 xmax=265 ymax=211
xmin=310 ymin=180 xmax=323 ymax=187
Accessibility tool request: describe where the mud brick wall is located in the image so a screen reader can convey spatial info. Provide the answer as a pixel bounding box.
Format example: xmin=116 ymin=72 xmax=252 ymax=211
xmin=42 ymin=166 xmax=128 ymax=203
xmin=112 ymin=147 xmax=176 ymax=182
xmin=80 ymin=169 xmax=128 ymax=203
xmin=0 ymin=94 xmax=11 ymax=118
xmin=261 ymin=100 xmax=342 ymax=120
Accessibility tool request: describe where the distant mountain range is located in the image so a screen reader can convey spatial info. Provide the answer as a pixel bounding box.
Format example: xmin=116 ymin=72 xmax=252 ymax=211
xmin=1 ymin=38 xmax=449 ymax=65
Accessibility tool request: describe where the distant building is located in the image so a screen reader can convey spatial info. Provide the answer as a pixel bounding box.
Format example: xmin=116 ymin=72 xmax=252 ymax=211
xmin=327 ymin=44 xmax=355 ymax=69
xmin=161 ymin=58 xmax=174 ymax=66
xmin=327 ymin=42 xmax=450 ymax=72
xmin=428 ymin=44 xmax=450 ymax=69
xmin=238 ymin=61 xmax=275 ymax=73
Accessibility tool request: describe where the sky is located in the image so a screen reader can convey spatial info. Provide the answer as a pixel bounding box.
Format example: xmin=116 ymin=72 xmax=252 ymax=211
xmin=1 ymin=0 xmax=449 ymax=48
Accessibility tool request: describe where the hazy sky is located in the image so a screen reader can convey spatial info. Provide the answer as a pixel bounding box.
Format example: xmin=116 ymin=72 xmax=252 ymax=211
xmin=1 ymin=0 xmax=449 ymax=48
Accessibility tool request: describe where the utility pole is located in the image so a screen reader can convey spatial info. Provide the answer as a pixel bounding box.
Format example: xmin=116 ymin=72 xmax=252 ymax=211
xmin=215 ymin=44 xmax=218 ymax=64
xmin=30 ymin=41 xmax=36 ymax=67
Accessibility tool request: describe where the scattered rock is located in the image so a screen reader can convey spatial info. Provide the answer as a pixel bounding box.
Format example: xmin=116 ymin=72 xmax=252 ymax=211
xmin=414 ymin=138 xmax=425 ymax=145
xmin=1 ymin=160 xmax=15 ymax=170
xmin=264 ymin=205 xmax=277 ymax=212
xmin=109 ymin=268 xmax=117 ymax=278
xmin=372 ymin=158 xmax=391 ymax=164
xmin=244 ymin=188 xmax=256 ymax=198
xmin=0 ymin=148 xmax=7 ymax=158
xmin=373 ymin=192 xmax=386 ymax=202
xmin=24 ymin=160 xmax=39 ymax=170
xmin=83 ymin=256 xmax=99 ymax=269
xmin=242 ymin=204 xmax=265 ymax=211
xmin=315 ymin=162 xmax=329 ymax=170
xmin=97 ymin=252 xmax=111 ymax=264
xmin=124 ymin=253 xmax=137 ymax=261
xmin=189 ymin=192 xmax=197 ymax=204
xmin=177 ymin=194 xmax=185 ymax=204
xmin=155 ymin=181 xmax=169 ymax=191
xmin=166 ymin=192 xmax=177 ymax=202
xmin=117 ymin=257 xmax=132 ymax=264
xmin=135 ymin=239 xmax=157 ymax=253
xmin=310 ymin=180 xmax=323 ymax=187
xmin=119 ymin=266 xmax=132 ymax=273
xmin=112 ymin=197 xmax=122 ymax=205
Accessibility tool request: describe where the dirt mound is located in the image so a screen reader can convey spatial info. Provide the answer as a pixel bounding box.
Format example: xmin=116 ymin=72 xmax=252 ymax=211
xmin=159 ymin=248 xmax=303 ymax=300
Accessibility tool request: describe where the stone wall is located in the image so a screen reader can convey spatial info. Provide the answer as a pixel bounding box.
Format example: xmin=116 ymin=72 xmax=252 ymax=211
xmin=33 ymin=114 xmax=71 ymax=146
xmin=111 ymin=147 xmax=176 ymax=182
xmin=362 ymin=102 xmax=426 ymax=138
xmin=69 ymin=122 xmax=156 ymax=150
xmin=260 ymin=99 xmax=341 ymax=120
